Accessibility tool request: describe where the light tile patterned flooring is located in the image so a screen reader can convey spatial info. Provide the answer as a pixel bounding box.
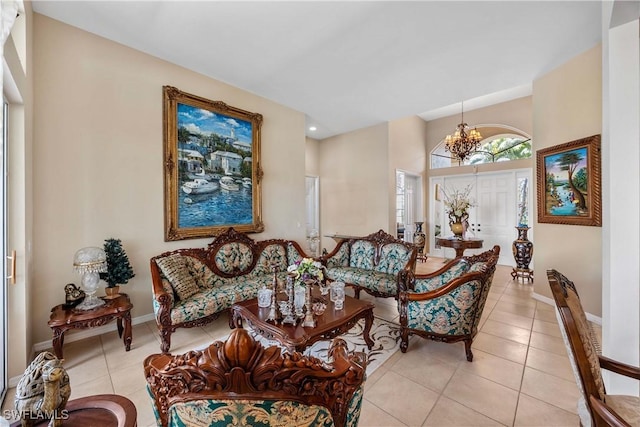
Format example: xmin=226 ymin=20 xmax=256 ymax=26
xmin=2 ymin=258 xmax=586 ymax=426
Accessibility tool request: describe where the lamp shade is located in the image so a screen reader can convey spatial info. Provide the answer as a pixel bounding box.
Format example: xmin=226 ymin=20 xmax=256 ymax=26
xmin=73 ymin=247 xmax=108 ymax=275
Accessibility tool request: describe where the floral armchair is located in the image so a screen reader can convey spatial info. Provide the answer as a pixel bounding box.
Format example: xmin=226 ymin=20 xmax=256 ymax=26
xmin=398 ymin=246 xmax=500 ymax=361
xmin=144 ymin=327 xmax=367 ymax=427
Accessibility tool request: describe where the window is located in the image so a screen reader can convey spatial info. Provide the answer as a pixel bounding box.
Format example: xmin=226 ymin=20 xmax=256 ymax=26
xmin=431 ymin=131 xmax=532 ymax=169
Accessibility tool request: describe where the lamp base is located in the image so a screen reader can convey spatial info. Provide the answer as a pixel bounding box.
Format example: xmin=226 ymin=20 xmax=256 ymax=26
xmin=75 ymin=294 xmax=105 ymax=311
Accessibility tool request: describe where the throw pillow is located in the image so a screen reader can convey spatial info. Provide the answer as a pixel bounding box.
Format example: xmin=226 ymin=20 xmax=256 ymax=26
xmin=156 ymin=254 xmax=199 ymax=300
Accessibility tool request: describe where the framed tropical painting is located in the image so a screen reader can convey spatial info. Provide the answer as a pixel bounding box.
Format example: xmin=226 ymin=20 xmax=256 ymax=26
xmin=536 ymin=134 xmax=601 ymax=226
xmin=163 ymin=86 xmax=264 ymax=241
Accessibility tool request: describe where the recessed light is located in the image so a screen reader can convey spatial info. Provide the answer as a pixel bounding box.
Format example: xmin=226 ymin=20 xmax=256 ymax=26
xmin=309 ymin=126 xmax=317 ymax=132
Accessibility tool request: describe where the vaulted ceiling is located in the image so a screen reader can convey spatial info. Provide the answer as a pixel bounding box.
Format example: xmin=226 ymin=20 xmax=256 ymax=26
xmin=32 ymin=1 xmax=602 ymax=140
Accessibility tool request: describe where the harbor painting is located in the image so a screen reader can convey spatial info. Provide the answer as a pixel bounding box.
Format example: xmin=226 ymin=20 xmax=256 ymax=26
xmin=163 ymin=86 xmax=264 ymax=241
xmin=536 ymin=135 xmax=601 ymax=227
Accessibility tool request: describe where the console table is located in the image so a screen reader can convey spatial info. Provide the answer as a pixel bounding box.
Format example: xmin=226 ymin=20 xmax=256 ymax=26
xmin=48 ymin=293 xmax=133 ymax=358
xmin=436 ymin=237 xmax=483 ymax=258
xmin=10 ymin=394 xmax=137 ymax=427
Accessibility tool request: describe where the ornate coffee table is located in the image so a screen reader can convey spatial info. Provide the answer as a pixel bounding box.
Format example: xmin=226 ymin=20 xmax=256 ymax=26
xmin=230 ymin=293 xmax=375 ymax=353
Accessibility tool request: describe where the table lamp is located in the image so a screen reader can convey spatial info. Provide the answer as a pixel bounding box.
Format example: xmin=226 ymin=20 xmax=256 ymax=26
xmin=73 ymin=246 xmax=108 ymax=310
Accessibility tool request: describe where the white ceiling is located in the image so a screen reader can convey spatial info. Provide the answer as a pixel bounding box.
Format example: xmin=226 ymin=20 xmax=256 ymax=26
xmin=31 ymin=1 xmax=602 ymax=140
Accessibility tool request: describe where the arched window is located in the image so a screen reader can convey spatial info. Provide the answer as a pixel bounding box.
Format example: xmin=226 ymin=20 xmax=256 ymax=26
xmin=431 ymin=129 xmax=531 ymax=169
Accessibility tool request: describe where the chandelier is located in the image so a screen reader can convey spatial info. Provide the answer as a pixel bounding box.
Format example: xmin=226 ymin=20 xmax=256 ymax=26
xmin=444 ymin=102 xmax=482 ymax=163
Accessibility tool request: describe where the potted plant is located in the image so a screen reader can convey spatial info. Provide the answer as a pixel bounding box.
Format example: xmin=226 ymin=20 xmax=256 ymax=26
xmin=100 ymin=238 xmax=135 ymax=298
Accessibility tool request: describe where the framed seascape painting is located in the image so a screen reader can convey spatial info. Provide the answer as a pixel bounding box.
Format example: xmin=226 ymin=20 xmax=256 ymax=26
xmin=536 ymin=134 xmax=601 ymax=227
xmin=163 ymin=86 xmax=264 ymax=241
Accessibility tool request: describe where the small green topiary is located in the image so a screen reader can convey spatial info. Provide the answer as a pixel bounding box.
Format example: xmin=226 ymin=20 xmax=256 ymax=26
xmin=100 ymin=238 xmax=135 ymax=287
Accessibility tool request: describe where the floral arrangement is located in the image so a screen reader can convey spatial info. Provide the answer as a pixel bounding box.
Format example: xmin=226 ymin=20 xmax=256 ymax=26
xmin=287 ymin=257 xmax=324 ymax=285
xmin=441 ymin=184 xmax=476 ymax=219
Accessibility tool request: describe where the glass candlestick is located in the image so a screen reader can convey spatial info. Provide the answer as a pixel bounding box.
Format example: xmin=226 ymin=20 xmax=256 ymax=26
xmin=302 ymin=285 xmax=315 ymax=328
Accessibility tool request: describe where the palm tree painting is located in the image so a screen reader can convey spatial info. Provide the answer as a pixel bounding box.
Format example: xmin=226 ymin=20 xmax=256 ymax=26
xmin=536 ymin=135 xmax=601 ymax=227
xmin=544 ymin=147 xmax=588 ymax=216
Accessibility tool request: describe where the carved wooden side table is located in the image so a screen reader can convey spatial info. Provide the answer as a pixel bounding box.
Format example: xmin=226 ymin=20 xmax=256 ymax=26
xmin=436 ymin=237 xmax=483 ymax=258
xmin=48 ymin=293 xmax=133 ymax=358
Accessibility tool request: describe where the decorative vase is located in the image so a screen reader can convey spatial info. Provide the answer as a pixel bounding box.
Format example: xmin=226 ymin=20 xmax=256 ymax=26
xmin=511 ymin=226 xmax=534 ymax=282
xmin=413 ymin=222 xmax=426 ymax=256
xmin=448 ymin=212 xmax=468 ymax=239
xmin=104 ymin=285 xmax=120 ymax=299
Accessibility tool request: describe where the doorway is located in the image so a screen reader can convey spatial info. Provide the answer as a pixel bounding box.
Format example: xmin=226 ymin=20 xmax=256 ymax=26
xmin=429 ymin=169 xmax=532 ymax=266
xmin=396 ymin=170 xmax=423 ymax=242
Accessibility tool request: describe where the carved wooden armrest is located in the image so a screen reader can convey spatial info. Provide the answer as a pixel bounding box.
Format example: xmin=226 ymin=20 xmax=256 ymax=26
xmin=599 ymin=355 xmax=640 ymax=380
xmin=588 ymin=395 xmax=632 ymax=427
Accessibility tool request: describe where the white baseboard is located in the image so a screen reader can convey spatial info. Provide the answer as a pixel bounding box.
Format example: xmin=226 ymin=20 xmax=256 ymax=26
xmin=8 ymin=313 xmax=157 ymax=388
xmin=532 ymin=292 xmax=602 ymax=325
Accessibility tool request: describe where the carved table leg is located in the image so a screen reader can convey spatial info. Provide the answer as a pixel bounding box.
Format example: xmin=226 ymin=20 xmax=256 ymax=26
xmin=51 ymin=327 xmax=65 ymax=359
xmin=362 ymin=309 xmax=374 ymax=349
xmin=117 ymin=318 xmax=124 ymax=338
xmin=122 ymin=311 xmax=132 ymax=351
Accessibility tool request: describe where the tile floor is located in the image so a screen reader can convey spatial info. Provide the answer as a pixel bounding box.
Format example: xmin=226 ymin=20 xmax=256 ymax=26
xmin=2 ymin=258 xmax=587 ymax=426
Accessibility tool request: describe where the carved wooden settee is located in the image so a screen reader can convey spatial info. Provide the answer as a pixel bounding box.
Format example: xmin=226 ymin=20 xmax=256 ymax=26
xmin=144 ymin=327 xmax=367 ymax=427
xmin=150 ymin=228 xmax=310 ymax=352
xmin=398 ymin=246 xmax=500 ymax=361
xmin=321 ymin=230 xmax=417 ymax=299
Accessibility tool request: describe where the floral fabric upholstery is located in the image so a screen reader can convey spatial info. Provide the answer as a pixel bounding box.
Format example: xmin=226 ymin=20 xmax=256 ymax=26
xmin=183 ymin=256 xmax=218 ymax=289
xmin=166 ymin=399 xmax=334 ymax=427
xmin=375 ymin=243 xmax=411 ymax=275
xmin=349 ymin=241 xmax=375 ymax=270
xmin=345 ymin=384 xmax=365 ymax=427
xmin=155 ymin=255 xmax=199 ymax=300
xmin=326 ymin=244 xmax=349 ymax=268
xmin=414 ymin=261 xmax=471 ymax=293
xmin=253 ymin=244 xmax=288 ymax=276
xmin=287 ymin=242 xmax=305 ymax=267
xmin=406 ymin=279 xmax=481 ymax=335
xmin=215 ymin=243 xmax=254 ymax=274
xmin=326 ymin=267 xmax=397 ymax=295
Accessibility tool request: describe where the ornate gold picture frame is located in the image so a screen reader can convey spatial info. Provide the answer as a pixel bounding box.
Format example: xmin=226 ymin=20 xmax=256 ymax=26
xmin=163 ymin=86 xmax=264 ymax=241
xmin=536 ymin=134 xmax=601 ymax=227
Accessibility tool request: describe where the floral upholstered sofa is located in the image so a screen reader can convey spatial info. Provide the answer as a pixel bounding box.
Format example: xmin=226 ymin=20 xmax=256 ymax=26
xmin=149 ymin=228 xmax=309 ymax=352
xmin=144 ymin=327 xmax=367 ymax=427
xmin=398 ymin=246 xmax=500 ymax=361
xmin=321 ymin=230 xmax=417 ymax=299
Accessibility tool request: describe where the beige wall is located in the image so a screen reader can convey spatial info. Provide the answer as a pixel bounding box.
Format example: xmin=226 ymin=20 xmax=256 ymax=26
xmin=30 ymin=14 xmax=307 ymax=345
xmin=318 ymin=123 xmax=389 ymax=252
xmin=388 ymin=116 xmax=428 ymax=233
xmin=532 ymin=45 xmax=603 ymax=316
xmin=305 ymin=136 xmax=320 ymax=176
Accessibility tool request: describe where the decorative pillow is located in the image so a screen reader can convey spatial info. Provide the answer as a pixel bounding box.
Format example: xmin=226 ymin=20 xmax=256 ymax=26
xmin=156 ymin=254 xmax=199 ymax=300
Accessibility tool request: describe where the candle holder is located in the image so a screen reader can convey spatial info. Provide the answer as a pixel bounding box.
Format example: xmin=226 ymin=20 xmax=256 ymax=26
xmin=281 ymin=276 xmax=297 ymax=325
xmin=302 ymin=285 xmax=316 ymax=328
xmin=266 ymin=265 xmax=279 ymax=322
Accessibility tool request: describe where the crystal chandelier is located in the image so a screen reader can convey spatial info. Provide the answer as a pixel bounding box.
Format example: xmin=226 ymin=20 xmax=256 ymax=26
xmin=444 ymin=102 xmax=482 ymax=163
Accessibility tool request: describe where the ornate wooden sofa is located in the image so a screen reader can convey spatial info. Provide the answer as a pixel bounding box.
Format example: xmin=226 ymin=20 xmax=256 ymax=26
xmin=144 ymin=327 xmax=367 ymax=427
xmin=150 ymin=228 xmax=310 ymax=352
xmin=321 ymin=230 xmax=417 ymax=299
xmin=398 ymin=246 xmax=500 ymax=361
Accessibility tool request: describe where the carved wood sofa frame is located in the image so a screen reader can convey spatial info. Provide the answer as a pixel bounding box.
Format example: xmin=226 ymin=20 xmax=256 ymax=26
xmin=321 ymin=229 xmax=418 ymax=299
xmin=144 ymin=327 xmax=367 ymax=427
xmin=398 ymin=246 xmax=500 ymax=361
xmin=150 ymin=227 xmax=310 ymax=352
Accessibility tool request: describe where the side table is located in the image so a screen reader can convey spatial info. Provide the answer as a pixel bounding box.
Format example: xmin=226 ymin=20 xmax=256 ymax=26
xmin=48 ymin=293 xmax=133 ymax=358
xmin=10 ymin=394 xmax=137 ymax=427
xmin=436 ymin=237 xmax=483 ymax=258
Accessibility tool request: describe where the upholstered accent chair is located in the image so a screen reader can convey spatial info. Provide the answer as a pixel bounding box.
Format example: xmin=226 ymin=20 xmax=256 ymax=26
xmin=398 ymin=246 xmax=500 ymax=361
xmin=144 ymin=327 xmax=367 ymax=427
xmin=548 ymin=269 xmax=640 ymax=427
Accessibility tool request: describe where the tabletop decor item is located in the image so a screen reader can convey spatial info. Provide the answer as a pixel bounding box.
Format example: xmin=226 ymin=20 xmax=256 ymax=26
xmin=287 ymin=257 xmax=327 ymax=293
xmin=64 ymin=283 xmax=85 ymax=308
xmin=536 ymin=134 xmax=601 ymax=226
xmin=73 ymin=246 xmax=108 ymax=310
xmin=442 ymin=184 xmax=476 ymax=238
xmin=162 ymin=86 xmax=264 ymax=241
xmin=100 ymin=238 xmax=135 ymax=299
